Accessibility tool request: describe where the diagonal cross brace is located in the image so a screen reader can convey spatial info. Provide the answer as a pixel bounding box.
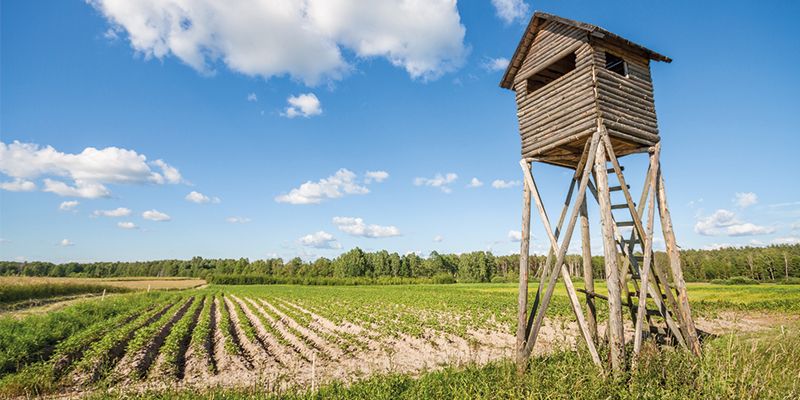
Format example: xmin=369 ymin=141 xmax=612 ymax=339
xmin=518 ymin=130 xmax=603 ymax=367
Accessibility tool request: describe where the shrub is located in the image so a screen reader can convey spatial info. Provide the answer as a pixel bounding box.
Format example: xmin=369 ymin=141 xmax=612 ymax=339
xmin=727 ymin=276 xmax=759 ymax=285
xmin=433 ymin=274 xmax=456 ymax=284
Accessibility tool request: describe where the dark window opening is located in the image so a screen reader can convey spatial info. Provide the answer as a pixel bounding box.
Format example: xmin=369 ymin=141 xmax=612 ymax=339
xmin=605 ymin=52 xmax=627 ymax=76
xmin=526 ymin=52 xmax=577 ymax=94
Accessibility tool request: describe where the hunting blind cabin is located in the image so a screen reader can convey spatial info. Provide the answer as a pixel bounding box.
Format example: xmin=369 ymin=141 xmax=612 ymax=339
xmin=500 ymin=12 xmax=701 ymax=373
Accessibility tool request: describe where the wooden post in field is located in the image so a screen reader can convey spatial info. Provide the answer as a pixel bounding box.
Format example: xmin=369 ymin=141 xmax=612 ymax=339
xmin=516 ymin=161 xmax=532 ymax=374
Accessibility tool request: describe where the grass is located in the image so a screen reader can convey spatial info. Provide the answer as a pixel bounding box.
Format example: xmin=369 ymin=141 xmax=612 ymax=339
xmin=80 ymin=322 xmax=800 ymax=400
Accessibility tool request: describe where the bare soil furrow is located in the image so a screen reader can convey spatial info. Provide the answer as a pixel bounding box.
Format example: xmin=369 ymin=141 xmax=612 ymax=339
xmin=222 ymin=296 xmax=277 ymax=372
xmin=259 ymin=299 xmax=343 ymax=361
xmin=279 ymin=300 xmax=372 ymax=351
xmin=115 ymin=297 xmax=195 ymax=382
xmin=220 ymin=296 xmax=255 ymax=370
xmin=77 ymin=301 xmax=176 ymax=384
xmin=172 ymin=296 xmax=205 ymax=379
xmin=231 ymin=295 xmax=303 ymax=370
xmin=209 ymin=297 xmax=250 ymax=378
xmin=248 ymin=299 xmax=314 ymax=362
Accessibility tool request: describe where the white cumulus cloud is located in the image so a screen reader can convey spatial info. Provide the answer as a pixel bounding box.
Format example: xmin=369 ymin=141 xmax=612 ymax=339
xmin=414 ymin=172 xmax=457 ymax=193
xmin=734 ymin=192 xmax=758 ymax=208
xmin=299 ymin=231 xmax=341 ymax=249
xmin=508 ymin=230 xmax=522 ymax=242
xmin=333 ymin=216 xmax=400 ymax=238
xmin=283 ymin=93 xmax=322 ymax=118
xmin=492 ymin=179 xmax=520 ymax=189
xmin=276 ymin=168 xmax=370 ymax=205
xmin=467 ymin=177 xmax=483 ymax=188
xmin=0 ymin=141 xmax=183 ymax=198
xmin=247 ymin=92 xmax=258 ymax=102
xmin=491 ymin=0 xmax=530 ymax=24
xmin=59 ymin=200 xmax=79 ymax=211
xmin=0 ymin=178 xmax=36 ymax=192
xmin=88 ymin=0 xmax=467 ymax=85
xmin=185 ymin=191 xmax=220 ymax=204
xmin=364 ymin=170 xmax=389 ymax=184
xmin=117 ymin=221 xmax=138 ymax=229
xmin=93 ymin=207 xmax=132 ymax=217
xmin=694 ymin=209 xmax=775 ymax=236
xmin=226 ymin=216 xmax=251 ymax=224
xmin=59 ymin=239 xmax=74 ymax=247
xmin=142 ymin=209 xmax=171 ymax=222
xmin=433 ymin=235 xmax=444 ymax=243
xmin=483 ymin=57 xmax=509 ymax=71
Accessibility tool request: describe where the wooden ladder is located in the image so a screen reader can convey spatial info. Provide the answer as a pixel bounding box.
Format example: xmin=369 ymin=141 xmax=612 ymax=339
xmin=596 ymin=162 xmax=688 ymax=347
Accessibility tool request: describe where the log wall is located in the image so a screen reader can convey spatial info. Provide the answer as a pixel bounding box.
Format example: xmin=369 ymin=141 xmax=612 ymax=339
xmin=592 ymin=39 xmax=660 ymax=148
xmin=513 ymin=21 xmax=595 ymax=159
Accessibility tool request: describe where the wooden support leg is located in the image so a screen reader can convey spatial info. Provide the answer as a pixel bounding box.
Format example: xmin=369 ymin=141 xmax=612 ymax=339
xmin=516 ymin=162 xmax=532 ymax=373
xmin=594 ymin=140 xmax=625 ymax=373
xmin=633 ymin=145 xmax=660 ymax=358
xmin=525 ymin=177 xmax=576 ymax=335
xmin=580 ymin=197 xmax=597 ymax=343
xmin=657 ymin=169 xmax=702 ymax=356
xmin=520 ymin=130 xmax=603 ymax=367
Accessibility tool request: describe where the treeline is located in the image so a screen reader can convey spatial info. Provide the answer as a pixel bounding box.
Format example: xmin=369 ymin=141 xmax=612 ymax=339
xmin=1 ymin=244 xmax=799 ymax=283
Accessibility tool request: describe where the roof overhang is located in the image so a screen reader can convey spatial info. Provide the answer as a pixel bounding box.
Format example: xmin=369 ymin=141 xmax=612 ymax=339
xmin=499 ymin=12 xmax=672 ymax=90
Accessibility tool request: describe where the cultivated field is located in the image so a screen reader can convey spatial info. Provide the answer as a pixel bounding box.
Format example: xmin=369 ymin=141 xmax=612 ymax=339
xmin=0 ymin=283 xmax=798 ymax=398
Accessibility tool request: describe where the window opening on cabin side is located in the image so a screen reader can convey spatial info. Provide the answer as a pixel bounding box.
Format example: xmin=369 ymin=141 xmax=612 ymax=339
xmin=526 ymin=52 xmax=576 ymax=94
xmin=605 ymin=52 xmax=627 ymax=76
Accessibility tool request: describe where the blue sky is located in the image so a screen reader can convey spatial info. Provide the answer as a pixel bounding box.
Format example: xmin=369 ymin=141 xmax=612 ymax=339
xmin=1 ymin=0 xmax=799 ymax=263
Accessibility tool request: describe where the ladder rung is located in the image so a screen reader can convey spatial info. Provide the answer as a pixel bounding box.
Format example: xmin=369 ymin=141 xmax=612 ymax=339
xmin=622 ymin=238 xmax=640 ymax=244
xmin=631 ymin=293 xmax=668 ymax=300
xmin=606 ymin=166 xmax=625 ymax=173
xmin=609 ymin=185 xmax=630 ymax=192
xmin=646 ymin=309 xmax=663 ymax=317
xmin=617 ymin=221 xmax=635 ymax=227
xmin=611 ymin=204 xmax=630 ymax=210
xmin=577 ymin=288 xmax=607 ymax=301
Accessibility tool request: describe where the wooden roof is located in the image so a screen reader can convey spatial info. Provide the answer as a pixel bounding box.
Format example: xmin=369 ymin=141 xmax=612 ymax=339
xmin=500 ymin=12 xmax=672 ymax=89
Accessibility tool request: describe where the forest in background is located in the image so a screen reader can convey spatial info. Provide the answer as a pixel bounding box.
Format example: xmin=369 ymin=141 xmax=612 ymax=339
xmin=1 ymin=244 xmax=799 ymax=284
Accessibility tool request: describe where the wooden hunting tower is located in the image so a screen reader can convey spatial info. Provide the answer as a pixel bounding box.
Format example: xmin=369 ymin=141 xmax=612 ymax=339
xmin=501 ymin=12 xmax=701 ymax=373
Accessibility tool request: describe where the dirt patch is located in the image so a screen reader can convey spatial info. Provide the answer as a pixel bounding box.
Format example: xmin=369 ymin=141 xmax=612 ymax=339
xmin=695 ymin=311 xmax=800 ymax=335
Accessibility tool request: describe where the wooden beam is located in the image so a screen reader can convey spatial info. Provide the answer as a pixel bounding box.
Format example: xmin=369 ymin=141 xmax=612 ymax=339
xmin=580 ymin=194 xmax=597 ymax=343
xmin=525 ymin=175 xmax=575 ymax=335
xmin=633 ymin=144 xmax=660 ymax=358
xmin=657 ymin=168 xmax=702 ymax=356
xmin=594 ymin=138 xmax=626 ymax=373
xmin=516 ymin=161 xmax=533 ymax=374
